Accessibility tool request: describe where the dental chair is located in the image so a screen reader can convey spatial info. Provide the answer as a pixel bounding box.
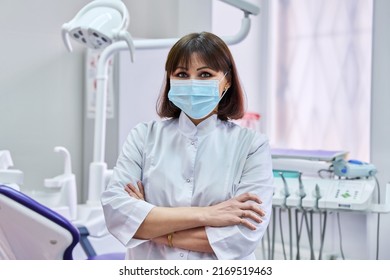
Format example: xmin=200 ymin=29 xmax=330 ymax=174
xmin=0 ymin=185 xmax=125 ymax=260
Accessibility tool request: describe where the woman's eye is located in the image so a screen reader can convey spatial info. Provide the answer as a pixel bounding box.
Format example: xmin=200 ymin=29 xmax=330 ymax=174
xmin=200 ymin=72 xmax=212 ymax=78
xmin=176 ymin=72 xmax=188 ymax=78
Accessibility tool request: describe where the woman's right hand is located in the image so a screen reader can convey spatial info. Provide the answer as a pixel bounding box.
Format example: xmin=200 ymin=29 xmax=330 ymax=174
xmin=203 ymin=193 xmax=265 ymax=231
xmin=125 ymin=181 xmax=145 ymax=201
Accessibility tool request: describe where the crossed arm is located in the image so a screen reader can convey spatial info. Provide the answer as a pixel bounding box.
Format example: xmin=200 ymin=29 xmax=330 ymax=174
xmin=125 ymin=182 xmax=266 ymax=253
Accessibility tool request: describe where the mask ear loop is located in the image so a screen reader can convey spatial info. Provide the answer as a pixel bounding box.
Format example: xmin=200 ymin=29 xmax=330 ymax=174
xmin=220 ymin=86 xmax=229 ymax=99
xmin=211 ymin=71 xmax=230 ymax=115
xmin=220 ymin=70 xmax=230 ymax=82
xmin=156 ymin=71 xmax=170 ymax=114
xmin=220 ymin=69 xmax=231 ymax=99
xmin=212 ymin=86 xmax=230 ymax=116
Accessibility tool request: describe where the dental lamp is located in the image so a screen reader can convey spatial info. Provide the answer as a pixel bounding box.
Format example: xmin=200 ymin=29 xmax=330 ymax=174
xmin=62 ymin=0 xmax=136 ymax=206
xmin=62 ymin=0 xmax=260 ymax=206
xmin=62 ymin=0 xmax=135 ymax=61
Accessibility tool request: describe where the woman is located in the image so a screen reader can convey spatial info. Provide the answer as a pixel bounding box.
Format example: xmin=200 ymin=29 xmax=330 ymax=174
xmin=101 ymin=32 xmax=274 ymax=260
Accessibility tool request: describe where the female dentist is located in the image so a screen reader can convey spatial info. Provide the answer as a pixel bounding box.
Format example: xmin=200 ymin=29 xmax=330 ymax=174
xmin=101 ymin=31 xmax=274 ymax=260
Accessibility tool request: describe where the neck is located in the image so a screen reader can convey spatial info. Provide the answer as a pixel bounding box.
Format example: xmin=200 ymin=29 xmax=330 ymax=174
xmin=189 ymin=112 xmax=216 ymax=126
xmin=189 ymin=117 xmax=206 ymax=126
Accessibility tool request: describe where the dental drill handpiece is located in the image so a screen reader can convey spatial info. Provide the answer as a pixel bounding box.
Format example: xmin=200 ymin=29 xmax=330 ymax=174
xmin=279 ymin=172 xmax=290 ymax=208
xmin=298 ymin=172 xmax=306 ymax=208
xmin=280 ymin=172 xmax=293 ymax=260
xmin=314 ymin=184 xmax=322 ymax=210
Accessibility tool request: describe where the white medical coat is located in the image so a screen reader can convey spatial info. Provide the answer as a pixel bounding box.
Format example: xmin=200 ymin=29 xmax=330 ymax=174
xmin=101 ymin=112 xmax=274 ymax=260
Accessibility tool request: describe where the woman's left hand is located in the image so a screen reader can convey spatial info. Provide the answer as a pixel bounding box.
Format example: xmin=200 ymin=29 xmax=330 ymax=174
xmin=125 ymin=181 xmax=145 ymax=201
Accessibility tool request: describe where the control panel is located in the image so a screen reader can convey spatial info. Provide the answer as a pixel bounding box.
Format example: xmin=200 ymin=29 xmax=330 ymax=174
xmin=272 ymin=176 xmax=376 ymax=211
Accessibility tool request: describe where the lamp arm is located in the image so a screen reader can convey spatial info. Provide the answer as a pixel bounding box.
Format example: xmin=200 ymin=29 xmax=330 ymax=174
xmin=87 ymin=41 xmax=126 ymax=204
xmin=218 ymin=0 xmax=260 ymax=16
xmin=108 ymin=13 xmax=252 ymax=50
xmin=93 ymin=42 xmax=123 ymax=164
xmin=220 ymin=13 xmax=251 ymax=45
xmin=85 ymin=11 xmax=251 ymax=56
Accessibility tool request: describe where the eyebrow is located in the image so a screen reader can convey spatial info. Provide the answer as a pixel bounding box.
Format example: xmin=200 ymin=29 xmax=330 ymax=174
xmin=175 ymin=66 xmax=213 ymax=71
xmin=197 ymin=66 xmax=212 ymax=71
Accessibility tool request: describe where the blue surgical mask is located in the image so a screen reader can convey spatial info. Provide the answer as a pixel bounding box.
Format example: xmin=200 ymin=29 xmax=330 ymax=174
xmin=168 ymin=75 xmax=228 ymax=120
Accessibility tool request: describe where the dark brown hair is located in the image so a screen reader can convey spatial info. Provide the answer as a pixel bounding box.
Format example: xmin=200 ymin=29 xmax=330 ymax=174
xmin=156 ymin=32 xmax=246 ymax=121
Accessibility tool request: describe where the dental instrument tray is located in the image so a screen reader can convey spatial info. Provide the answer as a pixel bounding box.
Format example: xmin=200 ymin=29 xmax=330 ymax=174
xmin=271 ymin=148 xmax=348 ymax=162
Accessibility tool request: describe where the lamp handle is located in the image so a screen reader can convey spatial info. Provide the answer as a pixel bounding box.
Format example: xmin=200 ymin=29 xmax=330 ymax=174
xmin=118 ymin=31 xmax=135 ymax=62
xmin=61 ymin=24 xmax=73 ymax=52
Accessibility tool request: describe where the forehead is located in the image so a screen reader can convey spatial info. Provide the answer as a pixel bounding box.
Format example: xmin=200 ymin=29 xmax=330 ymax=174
xmin=176 ymin=53 xmax=209 ymax=69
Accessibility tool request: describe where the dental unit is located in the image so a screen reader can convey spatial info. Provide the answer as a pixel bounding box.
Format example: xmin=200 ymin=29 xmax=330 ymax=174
xmin=260 ymin=147 xmax=390 ymax=260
